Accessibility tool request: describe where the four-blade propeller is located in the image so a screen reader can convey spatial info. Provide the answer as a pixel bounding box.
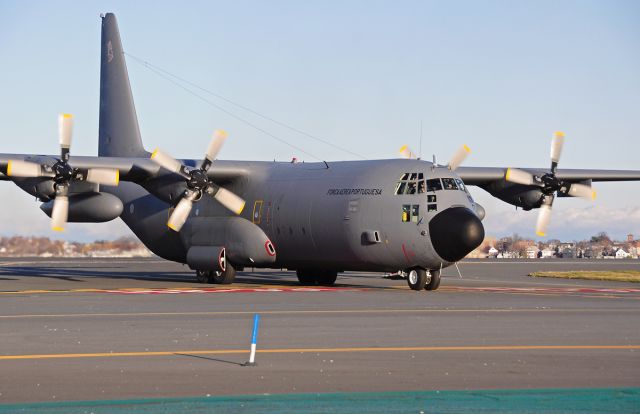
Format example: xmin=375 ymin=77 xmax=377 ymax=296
xmin=6 ymin=114 xmax=120 ymax=231
xmin=399 ymin=144 xmax=471 ymax=171
xmin=504 ymin=132 xmax=596 ymax=236
xmin=150 ymin=130 xmax=245 ymax=232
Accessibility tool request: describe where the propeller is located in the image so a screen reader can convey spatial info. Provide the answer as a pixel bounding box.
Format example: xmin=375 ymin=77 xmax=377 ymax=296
xmin=447 ymin=144 xmax=471 ymax=171
xmin=504 ymin=131 xmax=596 ymax=236
xmin=150 ymin=130 xmax=245 ymax=232
xmin=399 ymin=145 xmax=417 ymax=159
xmin=5 ymin=114 xmax=120 ymax=231
xmin=399 ymin=144 xmax=471 ymax=171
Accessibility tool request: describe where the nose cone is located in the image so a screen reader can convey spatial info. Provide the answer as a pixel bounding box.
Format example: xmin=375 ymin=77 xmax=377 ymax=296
xmin=429 ymin=207 xmax=484 ymax=262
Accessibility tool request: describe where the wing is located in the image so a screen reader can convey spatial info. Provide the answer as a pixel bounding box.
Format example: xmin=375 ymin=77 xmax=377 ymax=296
xmin=0 ymin=154 xmax=249 ymax=184
xmin=457 ymin=166 xmax=640 ymax=186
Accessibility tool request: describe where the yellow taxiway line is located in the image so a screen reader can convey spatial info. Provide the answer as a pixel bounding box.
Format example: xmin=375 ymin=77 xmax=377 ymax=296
xmin=0 ymin=345 xmax=637 ymax=361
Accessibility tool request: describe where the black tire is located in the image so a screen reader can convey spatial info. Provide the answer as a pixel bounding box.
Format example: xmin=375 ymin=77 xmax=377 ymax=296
xmin=212 ymin=262 xmax=236 ymax=284
xmin=316 ymin=270 xmax=338 ymax=286
xmin=406 ymin=268 xmax=427 ymax=290
xmin=296 ymin=269 xmax=316 ymax=285
xmin=425 ymin=269 xmax=441 ymax=291
xmin=196 ymin=270 xmax=211 ymax=284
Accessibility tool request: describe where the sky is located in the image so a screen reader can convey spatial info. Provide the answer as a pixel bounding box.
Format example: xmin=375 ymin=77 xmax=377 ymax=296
xmin=0 ymin=0 xmax=638 ymax=242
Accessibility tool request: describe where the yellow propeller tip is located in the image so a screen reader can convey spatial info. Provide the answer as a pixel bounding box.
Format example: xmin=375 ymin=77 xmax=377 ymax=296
xmin=115 ymin=170 xmax=120 ymax=185
xmin=236 ymin=203 xmax=246 ymax=215
xmin=61 ymin=113 xmax=73 ymax=119
xmin=215 ymin=129 xmax=228 ymax=138
xmin=536 ymin=231 xmax=546 ymax=237
xmin=399 ymin=145 xmax=407 ymax=152
xmin=52 ymin=226 xmax=65 ymax=232
xmin=505 ymin=168 xmax=511 ymax=180
xmin=150 ymin=149 xmax=159 ymax=159
xmin=463 ymin=144 xmax=471 ymax=153
xmin=592 ymin=191 xmax=597 ymax=200
xmin=167 ymin=222 xmax=178 ymax=231
xmin=6 ymin=160 xmax=12 ymax=177
xmin=553 ymin=131 xmax=565 ymax=138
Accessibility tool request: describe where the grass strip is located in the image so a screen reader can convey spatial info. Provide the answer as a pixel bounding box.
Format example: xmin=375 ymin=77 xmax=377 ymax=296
xmin=529 ymin=270 xmax=640 ymax=283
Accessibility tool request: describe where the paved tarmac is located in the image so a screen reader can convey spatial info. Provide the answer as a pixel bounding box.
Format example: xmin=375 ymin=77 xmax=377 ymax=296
xmin=0 ymin=257 xmax=638 ymax=407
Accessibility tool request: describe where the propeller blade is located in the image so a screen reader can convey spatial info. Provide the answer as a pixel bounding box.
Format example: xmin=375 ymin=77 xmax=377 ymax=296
xmin=58 ymin=114 xmax=73 ymax=149
xmin=505 ymin=168 xmax=536 ymax=186
xmin=213 ymin=187 xmax=245 ymax=215
xmin=86 ymin=168 xmax=120 ymax=186
xmin=448 ymin=144 xmax=471 ymax=171
xmin=51 ymin=195 xmax=69 ymax=232
xmin=205 ymin=130 xmax=228 ymax=163
xmin=568 ymin=183 xmax=596 ymax=200
xmin=6 ymin=160 xmax=44 ymax=178
xmin=150 ymin=148 xmax=184 ymax=174
xmin=167 ymin=197 xmax=194 ymax=232
xmin=399 ymin=145 xmax=416 ymax=159
xmin=535 ymin=197 xmax=554 ymax=237
xmin=550 ymin=131 xmax=564 ymax=165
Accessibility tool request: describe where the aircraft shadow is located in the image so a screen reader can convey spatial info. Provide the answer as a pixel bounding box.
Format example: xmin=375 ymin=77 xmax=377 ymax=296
xmin=0 ymin=266 xmax=395 ymax=290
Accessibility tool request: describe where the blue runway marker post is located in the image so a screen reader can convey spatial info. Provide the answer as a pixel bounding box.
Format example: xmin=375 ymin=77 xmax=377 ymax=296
xmin=243 ymin=314 xmax=260 ymax=366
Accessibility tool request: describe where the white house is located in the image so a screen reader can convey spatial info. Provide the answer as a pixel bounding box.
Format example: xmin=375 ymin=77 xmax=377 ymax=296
xmin=615 ymin=249 xmax=630 ymax=259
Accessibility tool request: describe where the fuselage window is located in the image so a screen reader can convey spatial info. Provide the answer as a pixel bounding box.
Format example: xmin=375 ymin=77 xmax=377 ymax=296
xmin=418 ymin=180 xmax=426 ymax=194
xmin=442 ymin=178 xmax=458 ymax=190
xmin=402 ymin=204 xmax=411 ymax=222
xmin=428 ymin=204 xmax=437 ymax=212
xmin=406 ymin=181 xmax=417 ymax=194
xmin=427 ymin=194 xmax=436 ymax=203
xmin=426 ymin=178 xmax=442 ymax=192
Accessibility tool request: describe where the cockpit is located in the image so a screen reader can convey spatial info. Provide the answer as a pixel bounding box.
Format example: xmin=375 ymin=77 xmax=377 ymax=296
xmin=394 ymin=172 xmax=474 ymax=221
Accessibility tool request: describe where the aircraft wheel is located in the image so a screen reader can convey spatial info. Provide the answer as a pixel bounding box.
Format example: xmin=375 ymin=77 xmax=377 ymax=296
xmin=296 ymin=269 xmax=316 ymax=285
xmin=212 ymin=263 xmax=236 ymax=284
xmin=425 ymin=269 xmax=441 ymax=291
xmin=406 ymin=268 xmax=427 ymax=290
xmin=196 ymin=270 xmax=211 ymax=284
xmin=316 ymin=270 xmax=338 ymax=286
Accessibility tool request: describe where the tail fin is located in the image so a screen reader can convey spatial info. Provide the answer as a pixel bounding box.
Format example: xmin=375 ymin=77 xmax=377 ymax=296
xmin=98 ymin=13 xmax=147 ymax=157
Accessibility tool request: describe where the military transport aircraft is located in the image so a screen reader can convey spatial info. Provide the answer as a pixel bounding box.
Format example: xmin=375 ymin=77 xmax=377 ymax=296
xmin=1 ymin=14 xmax=639 ymax=291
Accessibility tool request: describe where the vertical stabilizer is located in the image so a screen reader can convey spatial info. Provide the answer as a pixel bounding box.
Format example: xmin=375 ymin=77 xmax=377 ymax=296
xmin=98 ymin=13 xmax=147 ymax=157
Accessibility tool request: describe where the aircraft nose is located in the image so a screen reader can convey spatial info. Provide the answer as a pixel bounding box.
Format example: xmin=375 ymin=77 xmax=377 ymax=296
xmin=429 ymin=207 xmax=484 ymax=262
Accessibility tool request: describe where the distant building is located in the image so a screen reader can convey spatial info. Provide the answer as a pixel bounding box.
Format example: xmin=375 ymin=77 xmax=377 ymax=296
xmin=525 ymin=246 xmax=539 ymax=259
xmin=615 ymin=249 xmax=630 ymax=259
xmin=628 ymin=234 xmax=634 ymax=243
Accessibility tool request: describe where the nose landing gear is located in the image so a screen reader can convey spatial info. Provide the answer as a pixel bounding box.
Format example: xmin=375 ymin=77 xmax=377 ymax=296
xmin=406 ymin=268 xmax=441 ymax=291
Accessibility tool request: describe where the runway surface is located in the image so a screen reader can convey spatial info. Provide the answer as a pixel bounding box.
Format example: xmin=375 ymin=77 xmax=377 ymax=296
xmin=0 ymin=257 xmax=638 ymax=410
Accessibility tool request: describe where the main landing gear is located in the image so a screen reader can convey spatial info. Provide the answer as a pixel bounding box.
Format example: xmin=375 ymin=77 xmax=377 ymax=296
xmin=406 ymin=268 xmax=441 ymax=291
xmin=296 ymin=269 xmax=338 ymax=286
xmin=195 ymin=263 xmax=237 ymax=284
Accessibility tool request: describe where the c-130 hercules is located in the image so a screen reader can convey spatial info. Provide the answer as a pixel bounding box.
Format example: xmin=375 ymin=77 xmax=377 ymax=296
xmin=1 ymin=14 xmax=639 ymax=291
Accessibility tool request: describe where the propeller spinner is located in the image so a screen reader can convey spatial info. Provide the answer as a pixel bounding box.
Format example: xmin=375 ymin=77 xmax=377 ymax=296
xmin=6 ymin=114 xmax=120 ymax=231
xmin=505 ymin=132 xmax=596 ymax=236
xmin=150 ymin=130 xmax=245 ymax=232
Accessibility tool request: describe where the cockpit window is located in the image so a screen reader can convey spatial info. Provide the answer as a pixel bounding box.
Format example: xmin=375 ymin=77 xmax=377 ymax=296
xmin=395 ymin=172 xmax=425 ymax=195
xmin=455 ymin=178 xmax=467 ymax=193
xmin=426 ymin=178 xmax=442 ymax=192
xmin=442 ymin=178 xmax=458 ymax=190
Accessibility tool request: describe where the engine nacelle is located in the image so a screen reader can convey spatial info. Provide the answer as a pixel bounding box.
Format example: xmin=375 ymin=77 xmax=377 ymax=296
xmin=480 ymin=181 xmax=544 ymax=210
xmin=40 ymin=192 xmax=123 ymax=222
